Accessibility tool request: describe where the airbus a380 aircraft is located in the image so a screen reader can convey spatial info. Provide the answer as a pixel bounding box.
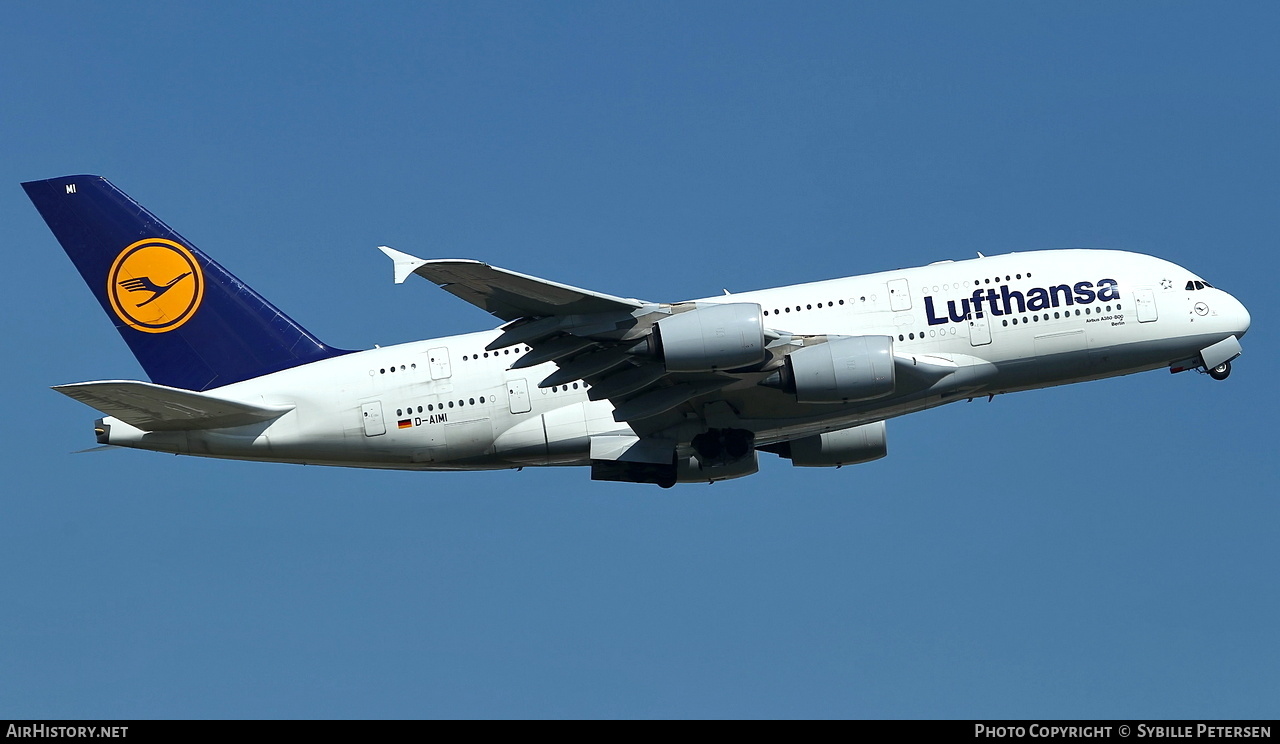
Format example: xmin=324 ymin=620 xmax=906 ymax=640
xmin=25 ymin=175 xmax=1251 ymax=488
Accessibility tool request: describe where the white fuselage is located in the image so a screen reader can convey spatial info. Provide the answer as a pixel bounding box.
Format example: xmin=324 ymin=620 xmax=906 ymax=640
xmin=98 ymin=249 xmax=1251 ymax=470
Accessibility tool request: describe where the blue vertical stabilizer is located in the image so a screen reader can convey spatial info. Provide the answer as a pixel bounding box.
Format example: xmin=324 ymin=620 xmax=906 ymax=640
xmin=23 ymin=175 xmax=350 ymax=390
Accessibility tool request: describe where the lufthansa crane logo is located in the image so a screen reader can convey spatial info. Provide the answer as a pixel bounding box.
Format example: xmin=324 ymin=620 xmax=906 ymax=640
xmin=107 ymin=238 xmax=204 ymax=333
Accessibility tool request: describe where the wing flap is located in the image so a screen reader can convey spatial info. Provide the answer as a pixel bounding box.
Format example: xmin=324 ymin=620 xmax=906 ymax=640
xmin=53 ymin=380 xmax=293 ymax=432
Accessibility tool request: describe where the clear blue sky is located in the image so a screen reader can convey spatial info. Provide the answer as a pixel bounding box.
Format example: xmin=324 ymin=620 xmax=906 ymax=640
xmin=2 ymin=2 xmax=1276 ymax=718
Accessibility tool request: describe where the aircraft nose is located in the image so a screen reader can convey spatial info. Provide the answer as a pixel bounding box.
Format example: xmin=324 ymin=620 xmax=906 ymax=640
xmin=1227 ymin=293 xmax=1251 ymax=339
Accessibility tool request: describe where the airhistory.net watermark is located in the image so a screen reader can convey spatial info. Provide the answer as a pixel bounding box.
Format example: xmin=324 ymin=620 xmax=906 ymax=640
xmin=6 ymin=725 xmax=127 ymax=738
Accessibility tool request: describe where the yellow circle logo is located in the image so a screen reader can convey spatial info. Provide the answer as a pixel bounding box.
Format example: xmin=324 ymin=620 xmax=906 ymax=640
xmin=107 ymin=238 xmax=204 ymax=333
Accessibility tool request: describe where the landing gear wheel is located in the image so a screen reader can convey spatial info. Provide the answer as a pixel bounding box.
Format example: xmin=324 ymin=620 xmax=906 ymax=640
xmin=1208 ymin=361 xmax=1232 ymax=380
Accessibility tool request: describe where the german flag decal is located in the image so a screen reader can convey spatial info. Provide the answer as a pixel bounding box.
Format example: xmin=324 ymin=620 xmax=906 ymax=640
xmin=398 ymin=419 xmax=412 ymax=429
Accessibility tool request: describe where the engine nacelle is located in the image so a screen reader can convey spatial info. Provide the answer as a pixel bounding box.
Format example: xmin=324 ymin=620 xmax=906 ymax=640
xmin=653 ymin=303 xmax=766 ymax=372
xmin=784 ymin=335 xmax=895 ymax=403
xmin=768 ymin=421 xmax=887 ymax=467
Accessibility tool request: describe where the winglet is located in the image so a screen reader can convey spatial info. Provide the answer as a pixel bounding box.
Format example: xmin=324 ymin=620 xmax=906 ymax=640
xmin=378 ymin=245 xmax=429 ymax=285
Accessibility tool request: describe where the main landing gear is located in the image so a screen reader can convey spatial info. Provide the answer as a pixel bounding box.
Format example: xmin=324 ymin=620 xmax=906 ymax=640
xmin=1208 ymin=361 xmax=1232 ymax=381
xmin=691 ymin=428 xmax=754 ymax=465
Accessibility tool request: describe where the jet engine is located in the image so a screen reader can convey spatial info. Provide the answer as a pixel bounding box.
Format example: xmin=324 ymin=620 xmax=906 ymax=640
xmin=773 ymin=335 xmax=895 ymax=403
xmin=647 ymin=303 xmax=767 ymax=372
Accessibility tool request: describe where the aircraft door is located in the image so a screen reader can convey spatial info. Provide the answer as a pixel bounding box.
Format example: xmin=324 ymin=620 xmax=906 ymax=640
xmin=428 ymin=347 xmax=451 ymax=379
xmin=361 ymin=401 xmax=386 ymax=436
xmin=507 ymin=378 xmax=531 ymax=414
xmin=1135 ymin=289 xmax=1158 ymax=323
xmin=967 ymin=310 xmax=992 ymax=346
xmin=888 ymin=278 xmax=912 ymax=311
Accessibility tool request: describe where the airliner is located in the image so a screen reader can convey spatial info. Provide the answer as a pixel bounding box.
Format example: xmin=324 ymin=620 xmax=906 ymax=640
xmin=24 ymin=175 xmax=1251 ymax=487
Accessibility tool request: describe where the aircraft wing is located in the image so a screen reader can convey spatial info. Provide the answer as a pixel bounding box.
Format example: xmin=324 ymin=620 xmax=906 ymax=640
xmin=53 ymin=380 xmax=294 ymax=432
xmin=379 ymin=247 xmax=649 ymax=321
xmin=382 ymin=247 xmax=785 ymax=440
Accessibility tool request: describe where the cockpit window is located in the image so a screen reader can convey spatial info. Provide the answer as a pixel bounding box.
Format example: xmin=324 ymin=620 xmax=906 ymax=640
xmin=1186 ymin=281 xmax=1195 ymax=290
xmin=1203 ymin=281 xmax=1213 ymax=288
xmin=1185 ymin=280 xmax=1212 ymax=291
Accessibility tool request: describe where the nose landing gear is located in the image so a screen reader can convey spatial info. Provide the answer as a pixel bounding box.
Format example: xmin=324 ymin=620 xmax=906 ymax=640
xmin=1208 ymin=361 xmax=1232 ymax=380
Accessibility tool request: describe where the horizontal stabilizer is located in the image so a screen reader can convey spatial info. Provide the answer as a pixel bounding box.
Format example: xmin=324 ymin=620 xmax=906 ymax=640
xmin=379 ymin=248 xmax=648 ymax=321
xmin=53 ymin=380 xmax=293 ymax=432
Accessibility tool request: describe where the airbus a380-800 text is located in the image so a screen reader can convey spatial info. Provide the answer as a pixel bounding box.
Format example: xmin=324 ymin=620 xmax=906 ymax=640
xmin=24 ymin=176 xmax=1251 ymax=488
